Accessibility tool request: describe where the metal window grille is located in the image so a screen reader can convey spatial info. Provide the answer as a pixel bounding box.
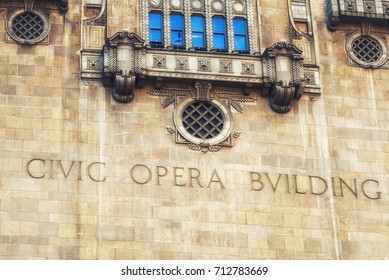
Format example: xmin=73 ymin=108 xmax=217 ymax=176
xmin=352 ymin=36 xmax=382 ymax=63
xmin=12 ymin=12 xmax=45 ymax=40
xmin=182 ymin=101 xmax=224 ymax=139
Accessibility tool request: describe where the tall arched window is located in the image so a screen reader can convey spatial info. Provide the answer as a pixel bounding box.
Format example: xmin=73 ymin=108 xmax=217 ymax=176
xmin=212 ymin=16 xmax=227 ymax=52
xmin=191 ymin=14 xmax=206 ymax=50
xmin=233 ymin=17 xmax=249 ymax=53
xmin=149 ymin=11 xmax=163 ymax=47
xmin=170 ymin=13 xmax=185 ymax=48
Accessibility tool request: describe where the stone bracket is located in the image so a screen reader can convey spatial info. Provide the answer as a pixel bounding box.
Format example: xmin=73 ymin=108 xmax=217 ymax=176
xmin=261 ymin=40 xmax=308 ymax=114
xmin=326 ymin=0 xmax=389 ymax=31
xmin=103 ymin=30 xmax=145 ymax=103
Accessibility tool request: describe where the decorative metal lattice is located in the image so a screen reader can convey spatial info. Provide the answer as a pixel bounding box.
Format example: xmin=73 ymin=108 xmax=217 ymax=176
xmin=12 ymin=12 xmax=45 ymax=40
xmin=352 ymin=36 xmax=382 ymax=63
xmin=182 ymin=101 xmax=224 ymax=139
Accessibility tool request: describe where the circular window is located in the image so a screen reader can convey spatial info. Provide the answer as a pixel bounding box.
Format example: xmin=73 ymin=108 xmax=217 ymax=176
xmin=182 ymin=101 xmax=224 ymax=139
xmin=347 ymin=34 xmax=388 ymax=68
xmin=174 ymin=97 xmax=233 ymax=146
xmin=7 ymin=10 xmax=50 ymax=44
xmin=352 ymin=36 xmax=382 ymax=63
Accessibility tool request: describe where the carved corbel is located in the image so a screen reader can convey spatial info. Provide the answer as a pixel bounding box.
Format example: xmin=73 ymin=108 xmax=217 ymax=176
xmin=103 ymin=30 xmax=145 ymax=103
xmin=261 ymin=41 xmax=305 ymax=114
xmin=195 ymin=82 xmax=212 ymax=101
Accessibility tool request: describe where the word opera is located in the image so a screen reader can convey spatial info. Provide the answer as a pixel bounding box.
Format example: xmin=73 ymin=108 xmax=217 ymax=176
xmin=26 ymin=159 xmax=383 ymax=201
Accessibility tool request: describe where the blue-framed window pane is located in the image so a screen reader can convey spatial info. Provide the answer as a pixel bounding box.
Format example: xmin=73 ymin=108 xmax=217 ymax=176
xmin=212 ymin=16 xmax=227 ymax=51
xmin=191 ymin=14 xmax=206 ymax=49
xmin=233 ymin=18 xmax=248 ymax=52
xmin=149 ymin=11 xmax=163 ymax=47
xmin=171 ymin=13 xmax=185 ymax=47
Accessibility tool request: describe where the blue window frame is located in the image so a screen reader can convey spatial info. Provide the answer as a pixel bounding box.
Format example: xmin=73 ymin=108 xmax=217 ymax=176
xmin=149 ymin=11 xmax=163 ymax=47
xmin=212 ymin=16 xmax=227 ymax=51
xmin=171 ymin=13 xmax=185 ymax=48
xmin=233 ymin=17 xmax=249 ymax=53
xmin=191 ymin=14 xmax=206 ymax=50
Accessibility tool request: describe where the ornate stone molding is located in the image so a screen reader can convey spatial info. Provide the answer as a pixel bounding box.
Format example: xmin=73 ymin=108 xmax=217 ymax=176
xmin=149 ymin=82 xmax=254 ymax=152
xmin=261 ymin=41 xmax=305 ymax=114
xmin=103 ymin=30 xmax=146 ymax=103
xmin=326 ymin=0 xmax=389 ymax=31
xmin=0 ymin=0 xmax=68 ymax=13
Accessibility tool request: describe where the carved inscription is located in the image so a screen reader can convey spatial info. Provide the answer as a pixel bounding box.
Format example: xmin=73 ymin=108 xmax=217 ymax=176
xmin=27 ymin=158 xmax=106 ymax=182
xmin=250 ymin=172 xmax=381 ymax=200
xmin=130 ymin=164 xmax=225 ymax=189
xmin=26 ymin=159 xmax=383 ymax=200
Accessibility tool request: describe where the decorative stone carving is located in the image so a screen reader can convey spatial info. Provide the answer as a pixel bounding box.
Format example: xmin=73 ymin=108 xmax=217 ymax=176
xmin=345 ymin=0 xmax=356 ymax=11
xmin=326 ymin=0 xmax=389 ymax=31
xmin=191 ymin=0 xmax=204 ymax=11
xmin=232 ymin=0 xmax=246 ymax=14
xmin=363 ymin=1 xmax=375 ymax=14
xmin=103 ymin=30 xmax=145 ymax=103
xmin=198 ymin=60 xmax=210 ymax=71
xmin=153 ymin=56 xmax=167 ymax=69
xmin=169 ymin=0 xmax=182 ymax=10
xmin=220 ymin=60 xmax=233 ymax=73
xmin=148 ymin=82 xmax=255 ymax=152
xmin=0 ymin=0 xmax=69 ymax=13
xmin=176 ymin=58 xmax=189 ymax=70
xmin=261 ymin=41 xmax=305 ymax=114
xmin=242 ymin=62 xmax=254 ymax=74
xmin=211 ymin=0 xmax=225 ymax=13
xmin=195 ymin=82 xmax=212 ymax=101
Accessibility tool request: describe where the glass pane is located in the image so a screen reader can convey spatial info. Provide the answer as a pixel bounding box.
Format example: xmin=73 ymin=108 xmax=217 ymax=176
xmin=214 ymin=34 xmax=226 ymax=49
xmin=233 ymin=18 xmax=246 ymax=35
xmin=150 ymin=30 xmax=162 ymax=43
xmin=171 ymin=31 xmax=184 ymax=45
xmin=192 ymin=32 xmax=205 ymax=48
xmin=170 ymin=14 xmax=183 ymax=30
xmin=212 ymin=17 xmax=225 ymax=33
xmin=234 ymin=35 xmax=247 ymax=51
xmin=149 ymin=12 xmax=162 ymax=28
xmin=192 ymin=15 xmax=204 ymax=32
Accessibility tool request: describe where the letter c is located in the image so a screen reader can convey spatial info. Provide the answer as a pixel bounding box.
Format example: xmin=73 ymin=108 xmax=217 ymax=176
xmin=88 ymin=162 xmax=106 ymax=182
xmin=27 ymin=159 xmax=45 ymax=179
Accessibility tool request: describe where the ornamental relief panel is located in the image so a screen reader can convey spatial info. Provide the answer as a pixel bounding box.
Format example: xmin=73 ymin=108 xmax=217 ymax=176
xmin=148 ymin=82 xmax=255 ymax=152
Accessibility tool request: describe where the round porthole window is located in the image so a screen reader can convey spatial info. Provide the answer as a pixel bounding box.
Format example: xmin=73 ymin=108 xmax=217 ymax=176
xmin=174 ymin=97 xmax=233 ymax=146
xmin=7 ymin=10 xmax=50 ymax=44
xmin=346 ymin=33 xmax=388 ymax=68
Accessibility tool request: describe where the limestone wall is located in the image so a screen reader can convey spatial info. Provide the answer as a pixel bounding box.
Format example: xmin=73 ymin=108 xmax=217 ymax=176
xmin=0 ymin=0 xmax=388 ymax=260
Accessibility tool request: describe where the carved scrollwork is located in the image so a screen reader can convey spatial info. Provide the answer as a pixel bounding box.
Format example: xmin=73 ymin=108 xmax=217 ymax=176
xmin=188 ymin=143 xmax=222 ymax=153
xmin=262 ymin=41 xmax=305 ymax=113
xmin=112 ymin=73 xmax=136 ymax=103
xmin=269 ymin=81 xmax=297 ymax=114
xmin=103 ymin=30 xmax=146 ymax=103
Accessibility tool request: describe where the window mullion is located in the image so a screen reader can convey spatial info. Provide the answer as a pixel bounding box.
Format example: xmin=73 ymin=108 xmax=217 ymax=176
xmin=142 ymin=0 xmax=149 ymax=44
xmin=247 ymin=0 xmax=255 ymax=53
xmin=164 ymin=0 xmax=170 ymax=48
xmin=226 ymin=0 xmax=234 ymax=53
xmin=206 ymin=1 xmax=213 ymax=51
xmin=184 ymin=0 xmax=191 ymax=49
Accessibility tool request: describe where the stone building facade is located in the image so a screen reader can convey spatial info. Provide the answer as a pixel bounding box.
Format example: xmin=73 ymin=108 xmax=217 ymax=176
xmin=0 ymin=0 xmax=388 ymax=259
